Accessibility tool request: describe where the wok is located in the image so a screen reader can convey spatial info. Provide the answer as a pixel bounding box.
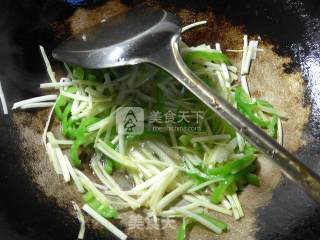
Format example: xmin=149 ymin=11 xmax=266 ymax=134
xmin=0 ymin=0 xmax=320 ymax=239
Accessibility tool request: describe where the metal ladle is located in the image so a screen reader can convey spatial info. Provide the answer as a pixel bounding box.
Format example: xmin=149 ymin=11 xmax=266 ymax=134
xmin=52 ymin=5 xmax=320 ymax=203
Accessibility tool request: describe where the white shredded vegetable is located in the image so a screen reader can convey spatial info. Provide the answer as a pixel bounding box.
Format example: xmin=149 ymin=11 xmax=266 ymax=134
xmin=12 ymin=95 xmax=58 ymax=109
xmin=159 ymin=202 xmax=201 ymax=217
xmin=72 ymin=201 xmax=86 ymax=240
xmin=40 ymin=81 xmax=74 ymax=89
xmin=240 ymin=35 xmax=249 ymax=75
xmin=183 ymin=195 xmax=232 ymax=216
xmin=76 ymin=169 xmax=110 ymax=206
xmin=42 ymin=105 xmax=55 ymax=145
xmin=215 ymin=43 xmax=221 ymax=52
xmin=232 ymin=193 xmax=244 ymax=217
xmin=277 ymin=118 xmax=283 ymax=145
xmin=83 ymin=204 xmax=127 ymax=240
xmin=39 ymin=45 xmax=56 ymax=82
xmin=174 ymin=207 xmax=223 ymax=234
xmin=226 ymin=194 xmax=240 ymax=220
xmin=20 ymin=102 xmax=55 ymax=109
xmin=181 ymin=20 xmax=207 ymax=33
xmin=55 ymin=147 xmax=71 ymax=182
xmin=156 ymin=180 xmax=193 ymax=212
xmin=191 ymin=134 xmax=231 ymax=143
xmin=0 ymin=81 xmax=8 ymax=114
xmin=240 ymin=75 xmax=250 ymax=95
xmin=46 ymin=142 xmax=62 ymax=174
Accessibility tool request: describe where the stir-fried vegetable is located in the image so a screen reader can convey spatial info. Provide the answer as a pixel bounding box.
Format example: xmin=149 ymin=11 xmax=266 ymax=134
xmin=13 ymin=25 xmax=285 ymax=239
xmin=176 ymin=218 xmax=189 ymax=240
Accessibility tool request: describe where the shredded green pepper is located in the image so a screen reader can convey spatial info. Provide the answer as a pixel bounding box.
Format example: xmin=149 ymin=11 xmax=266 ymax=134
xmin=104 ymin=159 xmax=114 ymax=174
xmin=62 ymin=103 xmax=72 ymax=137
xmin=235 ymin=87 xmax=270 ymax=128
xmin=54 ymin=95 xmax=67 ymax=121
xmin=211 ymin=176 xmax=235 ymax=204
xmin=246 ymin=173 xmax=260 ymax=186
xmin=207 ymin=155 xmax=256 ymax=176
xmin=70 ymin=117 xmax=100 ymax=167
xmin=179 ymin=134 xmax=192 ymax=146
xmin=83 ymin=191 xmax=95 ymax=203
xmin=88 ymin=199 xmax=101 ymax=209
xmin=267 ymin=115 xmax=278 ymax=137
xmin=83 ymin=191 xmax=118 ymax=219
xmin=183 ymin=51 xmax=232 ymax=66
xmin=97 ymin=204 xmax=118 ymax=219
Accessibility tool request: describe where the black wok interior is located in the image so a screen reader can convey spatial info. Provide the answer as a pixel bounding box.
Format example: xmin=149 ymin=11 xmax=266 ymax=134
xmin=1 ymin=0 xmax=320 ymax=239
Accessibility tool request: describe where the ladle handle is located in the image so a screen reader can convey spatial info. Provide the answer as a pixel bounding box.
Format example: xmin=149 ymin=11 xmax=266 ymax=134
xmin=150 ymin=36 xmax=320 ymax=204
